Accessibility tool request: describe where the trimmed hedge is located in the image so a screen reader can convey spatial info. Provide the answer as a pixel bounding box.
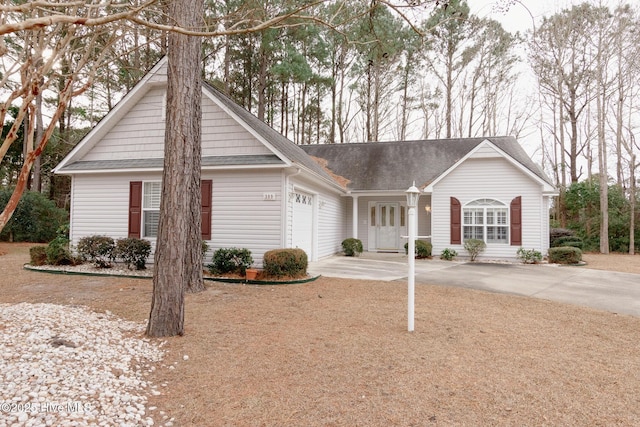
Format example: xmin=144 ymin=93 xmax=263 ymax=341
xmin=209 ymin=248 xmax=253 ymax=275
xmin=115 ymin=238 xmax=152 ymax=270
xmin=77 ymin=235 xmax=115 ymax=268
xmin=551 ymin=235 xmax=583 ymax=250
xmin=341 ymin=238 xmax=363 ymax=257
xmin=404 ymin=240 xmax=432 ymax=258
xmin=263 ymin=248 xmax=308 ymax=278
xmin=548 ymin=246 xmax=582 ymax=264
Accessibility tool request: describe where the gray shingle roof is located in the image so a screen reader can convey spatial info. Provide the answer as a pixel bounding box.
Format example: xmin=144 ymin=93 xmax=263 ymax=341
xmin=300 ymin=137 xmax=553 ymax=192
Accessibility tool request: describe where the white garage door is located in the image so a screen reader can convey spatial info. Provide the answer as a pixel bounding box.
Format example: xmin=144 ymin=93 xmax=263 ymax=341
xmin=292 ymin=191 xmax=313 ymax=259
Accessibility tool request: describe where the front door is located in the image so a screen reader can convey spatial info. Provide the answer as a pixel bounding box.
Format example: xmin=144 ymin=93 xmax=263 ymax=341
xmin=376 ymin=202 xmax=399 ymax=251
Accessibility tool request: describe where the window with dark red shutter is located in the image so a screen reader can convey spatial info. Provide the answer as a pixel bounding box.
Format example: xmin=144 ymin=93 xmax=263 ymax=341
xmin=201 ymin=180 xmax=212 ymax=240
xmin=128 ymin=182 xmax=142 ymax=238
xmin=510 ymin=196 xmax=522 ymax=246
xmin=450 ymin=197 xmax=461 ymax=245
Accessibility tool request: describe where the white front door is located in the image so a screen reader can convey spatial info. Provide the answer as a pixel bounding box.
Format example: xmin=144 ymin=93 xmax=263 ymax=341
xmin=375 ymin=202 xmax=399 ymax=251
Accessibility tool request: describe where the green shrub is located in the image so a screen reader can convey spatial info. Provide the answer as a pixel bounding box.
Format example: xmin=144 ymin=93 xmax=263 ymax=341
xmin=45 ymin=236 xmax=75 ymax=266
xmin=29 ymin=246 xmax=48 ymax=266
xmin=263 ymin=248 xmax=308 ymax=278
xmin=516 ymin=247 xmax=543 ymax=264
xmin=552 ymin=235 xmax=583 ymax=250
xmin=77 ymin=235 xmax=116 ymax=268
xmin=202 ymin=241 xmax=210 ymax=258
xmin=0 ymin=189 xmax=68 ymax=242
xmin=464 ymin=239 xmax=486 ymax=261
xmin=115 ymin=238 xmax=152 ymax=270
xmin=440 ymin=248 xmax=458 ymax=261
xmin=549 ymin=228 xmax=575 ymax=247
xmin=404 ymin=240 xmax=432 ymax=258
xmin=341 ymin=238 xmax=363 ymax=257
xmin=548 ymin=246 xmax=582 ymax=264
xmin=209 ymin=248 xmax=253 ymax=275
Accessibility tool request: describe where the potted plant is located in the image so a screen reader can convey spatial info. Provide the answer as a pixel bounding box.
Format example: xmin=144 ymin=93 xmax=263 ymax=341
xmin=245 ymin=267 xmax=259 ymax=280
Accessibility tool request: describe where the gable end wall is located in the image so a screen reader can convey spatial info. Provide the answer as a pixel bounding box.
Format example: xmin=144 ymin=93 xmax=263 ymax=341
xmin=81 ymin=87 xmax=272 ymax=162
xmin=431 ymin=157 xmax=546 ymax=259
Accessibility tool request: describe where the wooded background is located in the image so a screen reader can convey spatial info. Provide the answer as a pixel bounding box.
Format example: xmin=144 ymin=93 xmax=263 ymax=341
xmin=1 ymin=0 xmax=639 ymax=253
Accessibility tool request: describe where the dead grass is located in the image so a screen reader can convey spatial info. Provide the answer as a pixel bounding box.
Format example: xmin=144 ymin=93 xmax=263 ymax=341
xmin=2 ymin=243 xmax=640 ymax=426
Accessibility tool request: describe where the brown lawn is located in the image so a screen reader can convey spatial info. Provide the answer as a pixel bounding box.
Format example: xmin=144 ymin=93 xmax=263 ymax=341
xmin=1 ymin=242 xmax=640 ymax=426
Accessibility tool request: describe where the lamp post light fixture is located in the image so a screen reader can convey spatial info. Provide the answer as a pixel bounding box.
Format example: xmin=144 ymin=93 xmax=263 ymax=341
xmin=405 ymin=182 xmax=421 ymax=332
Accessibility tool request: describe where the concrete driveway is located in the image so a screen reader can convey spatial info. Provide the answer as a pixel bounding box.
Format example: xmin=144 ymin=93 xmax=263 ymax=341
xmin=308 ymin=253 xmax=640 ymax=317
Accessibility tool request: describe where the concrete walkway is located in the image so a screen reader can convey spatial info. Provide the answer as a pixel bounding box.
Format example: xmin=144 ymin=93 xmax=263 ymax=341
xmin=308 ymin=253 xmax=640 ymax=317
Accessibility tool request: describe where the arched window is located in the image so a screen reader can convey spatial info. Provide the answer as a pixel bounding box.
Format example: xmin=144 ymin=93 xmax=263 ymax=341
xmin=463 ymin=199 xmax=509 ymax=244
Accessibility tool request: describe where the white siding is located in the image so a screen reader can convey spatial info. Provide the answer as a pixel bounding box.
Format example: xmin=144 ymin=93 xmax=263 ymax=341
xmin=82 ymin=88 xmax=166 ymax=160
xmin=81 ymin=88 xmax=272 ymax=162
xmin=206 ymin=170 xmax=282 ymax=267
xmin=285 ymin=177 xmax=346 ymax=261
xmin=201 ymin=99 xmax=272 ymax=157
xmin=469 ymin=144 xmax=502 ymax=159
xmin=69 ymin=169 xmax=283 ymax=266
xmin=431 ymin=157 xmax=544 ymax=259
xmin=317 ymin=192 xmax=347 ymax=259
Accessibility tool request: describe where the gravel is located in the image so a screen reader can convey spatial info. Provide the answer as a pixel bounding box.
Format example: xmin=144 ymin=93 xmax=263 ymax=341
xmin=0 ymin=303 xmax=165 ymax=427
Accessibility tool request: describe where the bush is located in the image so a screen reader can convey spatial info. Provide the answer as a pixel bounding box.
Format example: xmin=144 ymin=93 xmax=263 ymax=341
xmin=516 ymin=247 xmax=543 ymax=264
xmin=0 ymin=189 xmax=68 ymax=242
xmin=440 ymin=248 xmax=457 ymax=261
xmin=464 ymin=239 xmax=486 ymax=261
xmin=209 ymin=248 xmax=253 ymax=275
xmin=548 ymin=246 xmax=582 ymax=264
xmin=341 ymin=238 xmax=363 ymax=257
xmin=551 ymin=235 xmax=583 ymax=250
xmin=115 ymin=238 xmax=152 ymax=270
xmin=404 ymin=240 xmax=432 ymax=258
xmin=29 ymin=246 xmax=48 ymax=266
xmin=45 ymin=236 xmax=75 ymax=266
xmin=263 ymin=248 xmax=308 ymax=278
xmin=77 ymin=235 xmax=116 ymax=268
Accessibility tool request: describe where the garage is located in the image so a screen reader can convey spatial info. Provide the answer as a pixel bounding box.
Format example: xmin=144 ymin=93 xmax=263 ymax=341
xmin=292 ymin=191 xmax=314 ymax=259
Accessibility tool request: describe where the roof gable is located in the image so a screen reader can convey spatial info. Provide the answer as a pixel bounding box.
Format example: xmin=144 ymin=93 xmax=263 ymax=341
xmin=54 ymin=58 xmax=342 ymax=190
xmin=424 ymin=139 xmax=556 ymax=193
xmin=54 ymin=58 xmax=169 ymax=172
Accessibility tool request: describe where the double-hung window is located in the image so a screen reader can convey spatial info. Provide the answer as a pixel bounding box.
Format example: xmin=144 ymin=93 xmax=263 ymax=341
xmin=142 ymin=182 xmax=161 ymax=238
xmin=463 ymin=199 xmax=508 ymax=244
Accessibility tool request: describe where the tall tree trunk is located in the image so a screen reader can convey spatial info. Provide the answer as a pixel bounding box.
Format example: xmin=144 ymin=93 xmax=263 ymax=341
xmin=629 ymin=154 xmax=636 ymax=255
xmin=597 ymin=72 xmax=609 ymax=255
xmin=147 ymin=0 xmax=203 ymax=337
xmin=33 ymin=80 xmax=43 ymax=193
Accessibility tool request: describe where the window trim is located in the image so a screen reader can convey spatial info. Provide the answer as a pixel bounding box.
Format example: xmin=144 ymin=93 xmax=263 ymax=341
xmin=462 ymin=198 xmax=509 ymax=245
xmin=142 ymin=181 xmax=162 ymax=238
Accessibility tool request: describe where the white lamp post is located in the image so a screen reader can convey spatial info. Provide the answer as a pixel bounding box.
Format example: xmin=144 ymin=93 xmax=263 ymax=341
xmin=405 ymin=182 xmax=420 ymax=332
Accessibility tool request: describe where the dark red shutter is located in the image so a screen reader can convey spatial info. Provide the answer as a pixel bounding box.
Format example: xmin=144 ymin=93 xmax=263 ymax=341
xmin=201 ymin=180 xmax=212 ymax=240
xmin=450 ymin=197 xmax=461 ymax=245
xmin=128 ymin=181 xmax=142 ymax=238
xmin=510 ymin=196 xmax=522 ymax=246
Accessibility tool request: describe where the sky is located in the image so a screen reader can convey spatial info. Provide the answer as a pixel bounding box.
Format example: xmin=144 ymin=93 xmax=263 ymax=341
xmin=467 ymin=0 xmax=626 ymax=34
xmin=463 ymin=0 xmax=631 ymax=164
